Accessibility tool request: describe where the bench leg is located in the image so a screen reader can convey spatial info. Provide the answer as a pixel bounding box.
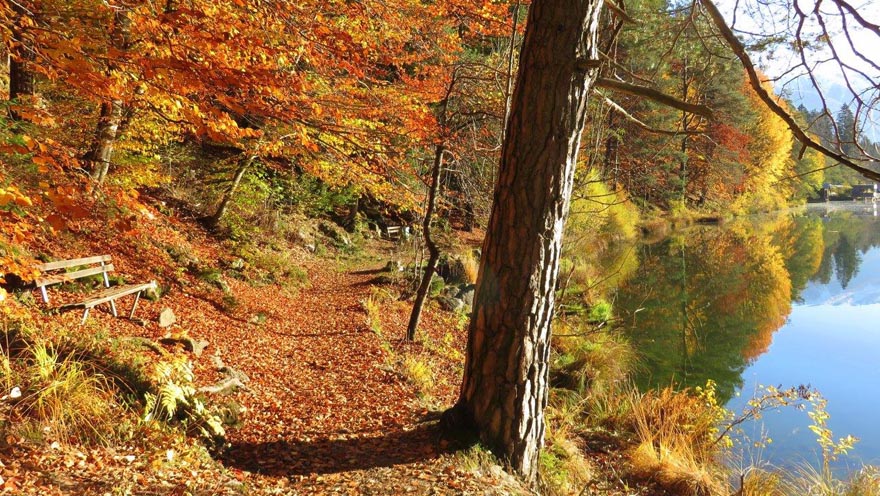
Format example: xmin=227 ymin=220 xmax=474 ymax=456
xmin=81 ymin=308 xmax=90 ymax=325
xmin=129 ymin=292 xmax=141 ymax=319
xmin=109 ymin=299 xmax=118 ymax=317
xmin=40 ymin=286 xmax=49 ymax=304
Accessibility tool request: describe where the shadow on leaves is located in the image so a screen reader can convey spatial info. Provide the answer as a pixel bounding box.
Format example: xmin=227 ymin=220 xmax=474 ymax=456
xmin=221 ymin=424 xmax=446 ymax=476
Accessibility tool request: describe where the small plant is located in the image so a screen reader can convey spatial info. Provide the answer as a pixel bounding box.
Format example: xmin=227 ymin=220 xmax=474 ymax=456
xmin=402 ymin=355 xmax=434 ymax=399
xmin=143 ymin=356 xmax=225 ymax=444
xmin=587 ymin=299 xmax=612 ymax=323
xmin=361 ymin=295 xmax=383 ymax=335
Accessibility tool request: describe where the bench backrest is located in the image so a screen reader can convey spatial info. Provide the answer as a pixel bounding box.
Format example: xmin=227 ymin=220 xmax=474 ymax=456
xmin=385 ymin=225 xmax=406 ymax=240
xmin=35 ymin=255 xmax=114 ymax=303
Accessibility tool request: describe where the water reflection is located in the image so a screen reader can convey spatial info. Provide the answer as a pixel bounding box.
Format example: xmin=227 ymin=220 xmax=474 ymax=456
xmin=613 ymin=204 xmax=880 ymax=466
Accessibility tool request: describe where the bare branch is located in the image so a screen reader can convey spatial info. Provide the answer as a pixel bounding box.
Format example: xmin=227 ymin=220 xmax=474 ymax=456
xmin=595 ymin=90 xmax=704 ymax=135
xmin=595 ymin=77 xmax=715 ymax=118
xmin=699 ymin=0 xmax=880 ymax=182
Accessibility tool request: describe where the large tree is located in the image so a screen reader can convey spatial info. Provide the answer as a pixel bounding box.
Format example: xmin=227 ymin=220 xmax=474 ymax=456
xmin=449 ymin=0 xmax=880 ymax=483
xmin=446 ymin=0 xmax=604 ymax=481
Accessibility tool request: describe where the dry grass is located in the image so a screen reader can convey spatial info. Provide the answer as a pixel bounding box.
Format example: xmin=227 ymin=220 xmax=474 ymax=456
xmin=787 ymin=464 xmax=880 ymax=496
xmin=627 ymin=387 xmax=726 ymax=496
xmin=20 ymin=341 xmax=118 ymax=445
xmin=540 ymin=429 xmax=593 ymax=496
xmin=460 ymin=250 xmax=480 ymax=285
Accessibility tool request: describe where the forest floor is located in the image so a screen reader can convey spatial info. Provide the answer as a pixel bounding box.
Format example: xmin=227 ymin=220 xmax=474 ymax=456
xmin=0 ymin=186 xmax=653 ymax=495
xmin=1 ymin=193 xmax=543 ymax=495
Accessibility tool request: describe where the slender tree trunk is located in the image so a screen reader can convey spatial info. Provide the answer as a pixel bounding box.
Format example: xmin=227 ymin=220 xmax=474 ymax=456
xmin=406 ymin=144 xmax=445 ymax=341
xmin=85 ymin=7 xmax=131 ymax=189
xmin=501 ymin=1 xmax=521 ymax=142
xmin=86 ymin=99 xmax=124 ymax=186
xmin=447 ymin=0 xmax=603 ymax=482
xmin=209 ymin=154 xmax=256 ymax=228
xmin=679 ymin=55 xmax=690 ymax=202
xmin=8 ymin=1 xmax=35 ymax=120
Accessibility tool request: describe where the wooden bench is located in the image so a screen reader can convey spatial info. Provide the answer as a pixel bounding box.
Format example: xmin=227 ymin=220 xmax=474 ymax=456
xmin=35 ymin=255 xmax=157 ymax=324
xmin=384 ymin=225 xmax=407 ymax=240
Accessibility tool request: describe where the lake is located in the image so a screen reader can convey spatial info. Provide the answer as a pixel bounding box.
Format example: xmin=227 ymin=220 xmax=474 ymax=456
xmin=612 ymin=203 xmax=880 ymax=471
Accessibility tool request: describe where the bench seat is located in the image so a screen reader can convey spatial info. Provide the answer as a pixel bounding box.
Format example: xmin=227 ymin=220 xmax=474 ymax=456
xmin=36 ymin=255 xmax=156 ymax=324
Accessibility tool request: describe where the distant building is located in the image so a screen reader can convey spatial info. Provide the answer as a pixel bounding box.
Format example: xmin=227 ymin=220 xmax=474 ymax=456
xmin=851 ymin=184 xmax=879 ymax=201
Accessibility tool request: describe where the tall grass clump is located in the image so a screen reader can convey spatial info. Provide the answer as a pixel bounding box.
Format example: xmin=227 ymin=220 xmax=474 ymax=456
xmin=626 ymin=383 xmax=728 ymax=496
xmin=21 ymin=341 xmax=117 ymax=444
xmin=551 ymin=319 xmax=635 ymax=398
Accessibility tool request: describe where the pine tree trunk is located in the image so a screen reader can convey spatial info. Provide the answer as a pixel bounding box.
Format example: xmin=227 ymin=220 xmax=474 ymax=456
xmin=449 ymin=0 xmax=603 ymax=482
xmin=8 ymin=1 xmax=35 ymax=120
xmin=406 ymin=145 xmax=445 ymax=341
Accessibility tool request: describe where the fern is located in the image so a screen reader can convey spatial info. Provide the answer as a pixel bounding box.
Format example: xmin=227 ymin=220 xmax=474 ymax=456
xmin=142 ymin=355 xmax=226 ymax=443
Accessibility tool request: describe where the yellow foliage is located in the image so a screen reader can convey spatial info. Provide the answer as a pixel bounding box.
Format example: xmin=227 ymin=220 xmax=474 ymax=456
xmin=739 ymin=76 xmax=795 ymax=211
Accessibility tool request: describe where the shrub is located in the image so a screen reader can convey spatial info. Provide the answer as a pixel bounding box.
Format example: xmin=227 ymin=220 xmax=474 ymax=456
xmin=143 ymin=356 xmax=225 ymax=445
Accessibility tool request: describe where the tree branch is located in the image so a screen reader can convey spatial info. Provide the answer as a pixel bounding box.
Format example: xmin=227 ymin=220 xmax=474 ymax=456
xmin=594 ymin=90 xmax=703 ymax=136
xmin=698 ymin=0 xmax=880 ymax=182
xmin=595 ymin=77 xmax=715 ymax=118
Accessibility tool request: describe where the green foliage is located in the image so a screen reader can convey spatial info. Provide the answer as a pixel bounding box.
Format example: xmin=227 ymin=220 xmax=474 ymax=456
xmin=401 ymin=355 xmax=434 ymax=399
xmin=587 ymin=299 xmax=612 ymax=323
xmin=568 ymin=168 xmax=640 ymax=241
xmin=143 ymin=356 xmax=225 ymax=444
xmin=428 ymin=274 xmax=445 ymax=297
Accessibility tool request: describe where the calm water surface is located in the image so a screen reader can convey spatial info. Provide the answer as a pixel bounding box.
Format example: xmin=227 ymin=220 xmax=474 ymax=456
xmin=613 ymin=203 xmax=880 ymax=469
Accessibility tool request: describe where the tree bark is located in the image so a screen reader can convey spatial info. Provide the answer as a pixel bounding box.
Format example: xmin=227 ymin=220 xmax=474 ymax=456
xmin=406 ymin=144 xmax=445 ymax=341
xmin=448 ymin=0 xmax=604 ymax=482
xmin=85 ymin=7 xmax=131 ymax=188
xmin=8 ymin=1 xmax=35 ymax=120
xmin=208 ymin=154 xmax=256 ymax=228
xmin=86 ymin=99 xmax=124 ymax=186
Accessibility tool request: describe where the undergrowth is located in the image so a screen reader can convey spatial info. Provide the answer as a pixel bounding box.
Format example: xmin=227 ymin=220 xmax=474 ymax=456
xmin=1 ymin=314 xmax=229 ymax=453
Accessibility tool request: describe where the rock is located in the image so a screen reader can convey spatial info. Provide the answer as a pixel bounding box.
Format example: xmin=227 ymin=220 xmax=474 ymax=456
xmin=230 ymin=258 xmax=245 ymax=270
xmin=437 ymin=256 xmax=467 ymax=284
xmin=318 ymin=221 xmax=352 ymax=246
xmin=210 ymin=354 xmax=226 ymax=370
xmin=198 ymin=376 xmax=247 ymax=395
xmin=294 ymin=229 xmax=318 ymax=253
xmin=212 ymin=277 xmax=231 ymax=294
xmin=144 ymin=286 xmax=162 ymax=301
xmin=159 ymin=335 xmax=209 ymax=356
xmin=158 ymin=307 xmax=176 ymax=328
xmin=456 ymin=284 xmax=476 ymax=306
xmin=190 ymin=339 xmax=209 ymax=357
xmin=383 ymin=260 xmax=404 ymax=272
xmin=437 ymin=296 xmax=465 ymax=313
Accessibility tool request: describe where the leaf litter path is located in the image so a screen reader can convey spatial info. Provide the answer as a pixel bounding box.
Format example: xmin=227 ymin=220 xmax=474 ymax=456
xmin=195 ymin=262 xmax=524 ymax=494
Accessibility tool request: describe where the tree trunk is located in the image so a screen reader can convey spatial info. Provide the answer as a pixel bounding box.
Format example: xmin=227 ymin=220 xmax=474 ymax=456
xmin=448 ymin=0 xmax=603 ymax=482
xmin=406 ymin=144 xmax=445 ymax=341
xmin=501 ymin=1 xmax=521 ymax=142
xmin=85 ymin=7 xmax=131 ymax=189
xmin=86 ymin=99 xmax=124 ymax=186
xmin=8 ymin=1 xmax=35 ymax=120
xmin=208 ymin=154 xmax=256 ymax=228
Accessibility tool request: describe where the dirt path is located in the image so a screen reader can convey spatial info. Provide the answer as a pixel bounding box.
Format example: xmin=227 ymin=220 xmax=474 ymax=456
xmin=176 ymin=261 xmax=515 ymax=493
